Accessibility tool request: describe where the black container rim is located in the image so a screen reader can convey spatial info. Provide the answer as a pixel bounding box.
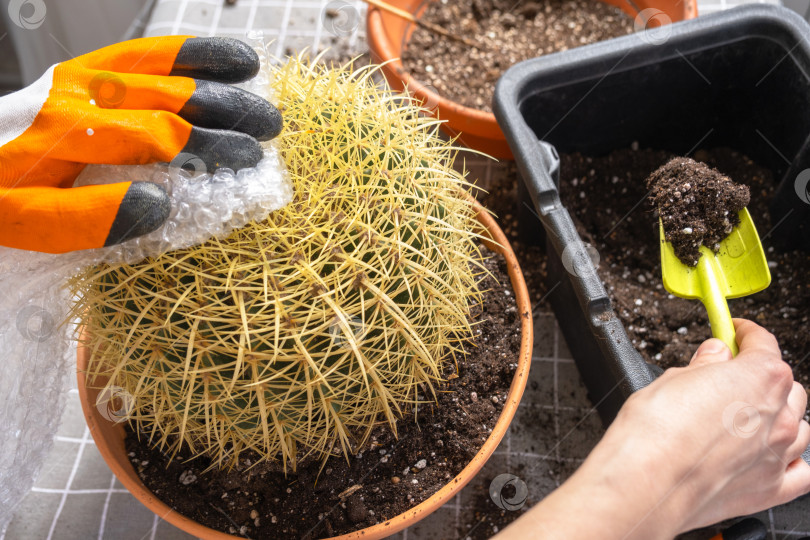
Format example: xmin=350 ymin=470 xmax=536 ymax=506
xmin=495 ymin=4 xmax=810 ymax=135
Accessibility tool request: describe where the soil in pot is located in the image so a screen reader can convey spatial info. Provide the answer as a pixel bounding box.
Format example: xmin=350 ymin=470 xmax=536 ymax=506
xmin=401 ymin=0 xmax=634 ymax=112
xmin=556 ymin=146 xmax=810 ymax=408
xmin=125 ymin=250 xmax=523 ymax=539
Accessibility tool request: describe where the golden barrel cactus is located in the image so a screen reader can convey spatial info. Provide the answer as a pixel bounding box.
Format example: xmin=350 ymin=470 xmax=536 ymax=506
xmin=75 ymin=56 xmax=484 ymax=471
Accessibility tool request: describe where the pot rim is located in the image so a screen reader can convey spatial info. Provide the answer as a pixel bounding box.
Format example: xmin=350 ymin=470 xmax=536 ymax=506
xmin=366 ymin=1 xmax=498 ymax=129
xmin=77 ymin=198 xmax=533 ymax=540
xmin=365 ymin=0 xmax=699 ymax=133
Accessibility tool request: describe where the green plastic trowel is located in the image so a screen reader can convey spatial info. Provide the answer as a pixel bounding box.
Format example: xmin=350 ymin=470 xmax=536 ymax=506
xmin=659 ymin=208 xmax=771 ymax=356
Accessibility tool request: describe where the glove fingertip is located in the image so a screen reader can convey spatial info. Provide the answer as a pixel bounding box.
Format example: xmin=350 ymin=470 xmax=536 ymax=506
xmin=257 ymin=102 xmax=283 ymax=142
xmin=181 ymin=127 xmax=264 ymax=172
xmin=104 ymin=182 xmax=171 ymax=246
xmin=171 ymin=37 xmax=260 ymax=83
xmin=178 ymin=81 xmax=283 ymax=141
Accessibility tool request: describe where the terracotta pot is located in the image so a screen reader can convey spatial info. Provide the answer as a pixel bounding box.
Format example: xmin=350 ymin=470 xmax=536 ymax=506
xmin=366 ymin=0 xmax=698 ymax=159
xmin=77 ymin=199 xmax=533 ymax=540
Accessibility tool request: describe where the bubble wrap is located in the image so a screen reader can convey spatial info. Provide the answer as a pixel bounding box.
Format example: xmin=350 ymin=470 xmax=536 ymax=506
xmin=0 ymin=40 xmax=291 ymax=528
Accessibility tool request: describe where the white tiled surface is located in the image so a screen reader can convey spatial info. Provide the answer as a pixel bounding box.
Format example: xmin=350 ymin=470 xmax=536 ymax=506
xmin=4 ymin=1 xmax=809 ymax=539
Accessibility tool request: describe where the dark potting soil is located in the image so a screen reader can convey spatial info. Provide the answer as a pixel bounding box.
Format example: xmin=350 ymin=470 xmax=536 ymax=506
xmin=401 ymin=0 xmax=634 ymax=112
xmin=125 ymin=251 xmax=524 ymax=539
xmin=558 ymin=146 xmax=810 ymax=402
xmin=648 ymin=157 xmax=750 ymax=267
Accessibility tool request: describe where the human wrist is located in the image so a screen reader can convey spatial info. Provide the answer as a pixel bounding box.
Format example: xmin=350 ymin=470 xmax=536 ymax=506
xmin=576 ymin=405 xmax=712 ymax=538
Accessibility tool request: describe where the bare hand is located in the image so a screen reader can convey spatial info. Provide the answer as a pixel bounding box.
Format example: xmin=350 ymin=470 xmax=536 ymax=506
xmin=497 ymin=320 xmax=810 ymax=539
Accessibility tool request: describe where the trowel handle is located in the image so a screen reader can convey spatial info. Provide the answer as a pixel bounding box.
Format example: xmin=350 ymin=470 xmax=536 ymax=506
xmin=699 ymin=257 xmax=739 ymax=356
xmin=705 ymin=301 xmax=738 ymax=356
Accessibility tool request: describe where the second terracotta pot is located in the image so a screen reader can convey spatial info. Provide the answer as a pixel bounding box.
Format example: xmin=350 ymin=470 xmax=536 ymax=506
xmin=367 ymin=0 xmax=698 ymax=159
xmin=77 ymin=200 xmax=533 ymax=540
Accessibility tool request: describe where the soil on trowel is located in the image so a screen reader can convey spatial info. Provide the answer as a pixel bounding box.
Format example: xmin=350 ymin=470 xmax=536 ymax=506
xmin=648 ymin=157 xmax=750 ymax=267
xmin=402 ymin=0 xmax=635 ymax=112
xmin=126 ymin=253 xmax=524 ymax=539
xmin=558 ymin=146 xmax=810 ymax=409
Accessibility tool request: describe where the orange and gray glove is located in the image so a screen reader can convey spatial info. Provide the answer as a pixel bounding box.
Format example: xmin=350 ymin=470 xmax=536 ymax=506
xmin=0 ymin=36 xmax=282 ymax=254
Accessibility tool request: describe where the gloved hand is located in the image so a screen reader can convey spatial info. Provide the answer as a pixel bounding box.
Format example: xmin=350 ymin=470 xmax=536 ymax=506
xmin=0 ymin=36 xmax=282 ymax=254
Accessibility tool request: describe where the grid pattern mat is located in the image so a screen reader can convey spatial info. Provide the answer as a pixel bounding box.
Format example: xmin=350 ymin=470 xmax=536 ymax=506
xmin=2 ymin=0 xmax=805 ymax=539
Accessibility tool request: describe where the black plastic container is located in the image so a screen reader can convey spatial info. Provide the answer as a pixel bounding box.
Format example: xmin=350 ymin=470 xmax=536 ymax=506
xmin=493 ymin=4 xmax=810 ymax=428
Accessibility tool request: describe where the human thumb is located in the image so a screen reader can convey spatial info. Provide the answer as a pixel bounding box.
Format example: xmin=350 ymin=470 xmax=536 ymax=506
xmin=689 ymin=338 xmax=733 ymax=367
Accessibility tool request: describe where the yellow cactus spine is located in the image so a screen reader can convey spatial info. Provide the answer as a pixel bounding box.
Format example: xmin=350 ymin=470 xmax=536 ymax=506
xmin=74 ymin=55 xmax=485 ymax=471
